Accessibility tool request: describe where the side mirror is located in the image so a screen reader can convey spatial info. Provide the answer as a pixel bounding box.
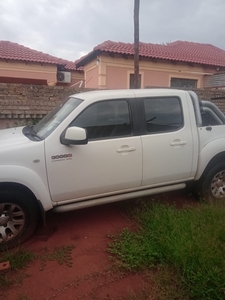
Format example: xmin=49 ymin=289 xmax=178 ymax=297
xmin=60 ymin=126 xmax=88 ymax=145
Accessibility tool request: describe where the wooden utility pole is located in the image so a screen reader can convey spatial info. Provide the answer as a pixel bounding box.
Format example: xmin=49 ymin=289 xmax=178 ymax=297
xmin=134 ymin=0 xmax=140 ymax=88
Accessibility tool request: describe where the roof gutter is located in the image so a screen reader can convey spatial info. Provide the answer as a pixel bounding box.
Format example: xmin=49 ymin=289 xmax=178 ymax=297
xmin=76 ymin=50 xmax=101 ymax=68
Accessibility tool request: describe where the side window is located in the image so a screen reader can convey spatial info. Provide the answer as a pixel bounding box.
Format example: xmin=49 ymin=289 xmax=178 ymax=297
xmin=201 ymin=111 xmax=222 ymax=126
xmin=171 ymin=78 xmax=197 ymax=88
xmin=70 ymin=100 xmax=132 ymax=140
xmin=143 ymin=97 xmax=183 ymax=134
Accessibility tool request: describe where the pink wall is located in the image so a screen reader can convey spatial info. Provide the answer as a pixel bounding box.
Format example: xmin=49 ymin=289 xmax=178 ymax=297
xmin=106 ymin=66 xmax=171 ymax=89
xmin=0 ymin=61 xmax=57 ymax=85
xmin=106 ymin=66 xmax=128 ymax=89
xmin=0 ymin=60 xmax=84 ymax=86
xmin=144 ymin=70 xmax=169 ymax=87
xmin=85 ymin=67 xmax=99 ymax=88
xmin=84 ymin=54 xmax=211 ymax=89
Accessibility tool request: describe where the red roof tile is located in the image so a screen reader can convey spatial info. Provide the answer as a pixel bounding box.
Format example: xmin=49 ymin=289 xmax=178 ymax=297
xmin=0 ymin=41 xmax=77 ymax=70
xmin=76 ymin=40 xmax=225 ymax=67
xmin=63 ymin=60 xmax=80 ymax=71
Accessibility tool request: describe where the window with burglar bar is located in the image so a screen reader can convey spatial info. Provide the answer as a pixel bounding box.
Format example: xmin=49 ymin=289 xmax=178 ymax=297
xmin=170 ymin=78 xmax=197 ymax=88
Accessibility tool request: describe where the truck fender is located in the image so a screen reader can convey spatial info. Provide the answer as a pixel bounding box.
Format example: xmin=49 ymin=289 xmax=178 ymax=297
xmin=195 ymin=138 xmax=225 ymax=180
xmin=0 ymin=165 xmax=53 ymax=211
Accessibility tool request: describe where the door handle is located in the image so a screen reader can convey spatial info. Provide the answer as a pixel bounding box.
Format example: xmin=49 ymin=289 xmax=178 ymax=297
xmin=170 ymin=140 xmax=186 ymax=146
xmin=117 ymin=146 xmax=136 ymax=153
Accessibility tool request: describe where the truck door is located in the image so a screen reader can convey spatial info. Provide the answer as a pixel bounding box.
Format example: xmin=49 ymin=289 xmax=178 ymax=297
xmin=45 ymin=99 xmax=142 ymax=202
xmin=140 ymin=96 xmax=194 ymax=186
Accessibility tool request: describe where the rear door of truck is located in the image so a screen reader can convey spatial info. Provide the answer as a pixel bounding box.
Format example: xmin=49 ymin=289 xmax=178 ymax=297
xmin=138 ymin=92 xmax=195 ymax=186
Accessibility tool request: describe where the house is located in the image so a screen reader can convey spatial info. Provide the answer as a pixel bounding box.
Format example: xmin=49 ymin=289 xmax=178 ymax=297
xmin=0 ymin=41 xmax=84 ymax=86
xmin=75 ymin=40 xmax=225 ymax=89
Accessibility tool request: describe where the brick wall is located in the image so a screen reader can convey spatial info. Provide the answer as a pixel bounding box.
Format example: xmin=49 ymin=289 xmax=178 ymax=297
xmin=192 ymin=88 xmax=225 ymax=113
xmin=0 ymin=83 xmax=225 ymax=129
xmin=0 ymin=83 xmax=93 ymax=128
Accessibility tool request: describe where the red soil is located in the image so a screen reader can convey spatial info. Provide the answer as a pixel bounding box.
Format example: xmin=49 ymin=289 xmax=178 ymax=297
xmin=1 ymin=191 xmax=196 ymax=300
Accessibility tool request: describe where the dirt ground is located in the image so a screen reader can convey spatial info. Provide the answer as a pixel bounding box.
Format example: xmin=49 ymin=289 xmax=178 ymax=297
xmin=1 ymin=191 xmax=196 ymax=300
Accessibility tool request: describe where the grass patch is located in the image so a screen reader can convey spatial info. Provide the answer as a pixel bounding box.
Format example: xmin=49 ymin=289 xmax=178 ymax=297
xmin=0 ymin=248 xmax=35 ymax=270
xmin=0 ymin=272 xmax=30 ymax=289
xmin=0 ymin=244 xmax=75 ymax=288
xmin=16 ymin=294 xmax=32 ymax=300
xmin=0 ymin=248 xmax=35 ymax=288
xmin=39 ymin=244 xmax=75 ymax=270
xmin=108 ymin=202 xmax=225 ymax=299
xmin=0 ymin=274 xmax=14 ymax=288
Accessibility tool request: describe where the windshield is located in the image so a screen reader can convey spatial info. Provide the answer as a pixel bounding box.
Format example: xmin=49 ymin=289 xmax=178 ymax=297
xmin=33 ymin=97 xmax=83 ymax=139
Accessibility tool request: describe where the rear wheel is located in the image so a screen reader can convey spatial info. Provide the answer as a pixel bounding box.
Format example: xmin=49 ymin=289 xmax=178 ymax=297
xmin=197 ymin=162 xmax=225 ymax=203
xmin=0 ymin=190 xmax=39 ymax=250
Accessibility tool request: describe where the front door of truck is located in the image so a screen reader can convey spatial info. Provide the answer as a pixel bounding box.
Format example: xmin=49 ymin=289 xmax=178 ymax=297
xmin=45 ymin=99 xmax=142 ymax=202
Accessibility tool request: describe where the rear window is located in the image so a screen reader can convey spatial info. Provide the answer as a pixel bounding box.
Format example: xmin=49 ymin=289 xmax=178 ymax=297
xmin=143 ymin=97 xmax=183 ymax=133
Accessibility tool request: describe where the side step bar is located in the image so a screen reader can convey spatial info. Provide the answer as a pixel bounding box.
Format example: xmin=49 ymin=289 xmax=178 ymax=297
xmin=53 ymin=183 xmax=186 ymax=213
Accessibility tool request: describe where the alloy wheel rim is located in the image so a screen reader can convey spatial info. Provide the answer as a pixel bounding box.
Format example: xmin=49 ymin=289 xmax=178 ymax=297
xmin=0 ymin=203 xmax=25 ymax=243
xmin=211 ymin=170 xmax=225 ymax=198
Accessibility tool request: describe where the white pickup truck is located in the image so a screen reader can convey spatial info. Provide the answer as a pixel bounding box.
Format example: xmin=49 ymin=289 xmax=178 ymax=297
xmin=1 ymin=89 xmax=225 ymax=249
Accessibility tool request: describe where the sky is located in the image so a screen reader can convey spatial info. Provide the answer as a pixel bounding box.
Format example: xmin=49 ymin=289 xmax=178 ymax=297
xmin=0 ymin=0 xmax=225 ymax=62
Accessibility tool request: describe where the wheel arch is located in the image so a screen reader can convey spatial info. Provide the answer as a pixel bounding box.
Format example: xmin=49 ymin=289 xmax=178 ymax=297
xmin=197 ymin=151 xmax=225 ymax=182
xmin=0 ymin=182 xmax=46 ymax=224
xmin=0 ymin=165 xmax=53 ymax=212
xmin=0 ymin=182 xmax=37 ymax=198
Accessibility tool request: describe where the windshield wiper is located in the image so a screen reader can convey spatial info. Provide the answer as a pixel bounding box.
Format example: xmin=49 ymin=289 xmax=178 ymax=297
xmin=146 ymin=117 xmax=157 ymax=123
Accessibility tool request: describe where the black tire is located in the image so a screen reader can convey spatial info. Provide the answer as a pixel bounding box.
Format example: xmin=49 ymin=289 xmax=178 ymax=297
xmin=0 ymin=189 xmax=39 ymax=251
xmin=197 ymin=162 xmax=225 ymax=203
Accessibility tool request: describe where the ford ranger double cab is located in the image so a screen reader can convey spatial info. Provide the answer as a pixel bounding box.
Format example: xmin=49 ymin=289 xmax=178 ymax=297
xmin=1 ymin=89 xmax=225 ymax=250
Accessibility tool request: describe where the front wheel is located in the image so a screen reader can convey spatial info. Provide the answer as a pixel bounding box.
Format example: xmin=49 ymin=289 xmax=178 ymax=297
xmin=197 ymin=162 xmax=225 ymax=203
xmin=0 ymin=190 xmax=39 ymax=250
